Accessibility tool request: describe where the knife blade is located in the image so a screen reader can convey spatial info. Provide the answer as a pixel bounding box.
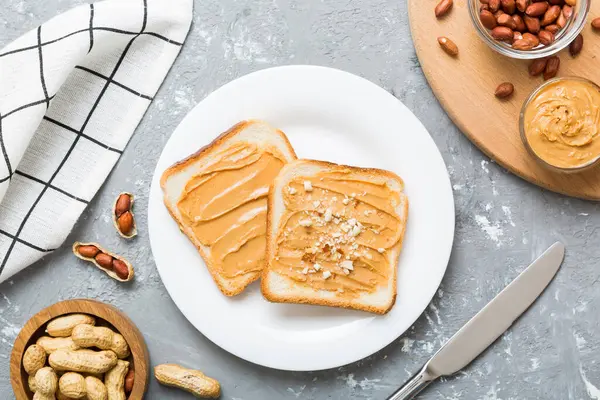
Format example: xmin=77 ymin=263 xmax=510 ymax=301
xmin=387 ymin=242 xmax=565 ymax=400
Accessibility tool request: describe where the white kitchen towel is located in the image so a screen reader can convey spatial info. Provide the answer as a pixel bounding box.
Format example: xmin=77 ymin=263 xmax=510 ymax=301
xmin=0 ymin=0 xmax=192 ymax=283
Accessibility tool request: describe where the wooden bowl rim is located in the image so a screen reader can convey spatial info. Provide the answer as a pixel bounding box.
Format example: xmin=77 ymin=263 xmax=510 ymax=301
xmin=10 ymin=298 xmax=149 ymax=400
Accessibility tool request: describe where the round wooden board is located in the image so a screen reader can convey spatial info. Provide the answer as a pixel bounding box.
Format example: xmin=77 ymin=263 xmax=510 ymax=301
xmin=10 ymin=299 xmax=149 ymax=400
xmin=408 ymin=0 xmax=600 ymax=200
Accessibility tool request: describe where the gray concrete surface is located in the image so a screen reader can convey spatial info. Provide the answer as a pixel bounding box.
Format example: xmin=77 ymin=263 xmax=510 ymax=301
xmin=2 ymin=0 xmax=600 ymax=399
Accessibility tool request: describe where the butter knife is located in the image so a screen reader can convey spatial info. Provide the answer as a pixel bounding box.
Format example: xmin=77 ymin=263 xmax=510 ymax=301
xmin=387 ymin=242 xmax=565 ymax=400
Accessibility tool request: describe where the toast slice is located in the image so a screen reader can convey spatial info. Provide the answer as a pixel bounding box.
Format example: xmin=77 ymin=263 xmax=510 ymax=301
xmin=161 ymin=120 xmax=297 ymax=296
xmin=262 ymin=160 xmax=408 ymax=314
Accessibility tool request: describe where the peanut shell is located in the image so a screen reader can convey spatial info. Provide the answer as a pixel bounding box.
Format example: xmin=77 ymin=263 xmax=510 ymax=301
xmin=47 ymin=314 xmax=96 ymax=337
xmin=73 ymin=242 xmax=134 ymax=282
xmin=112 ymin=192 xmax=137 ymax=239
xmin=155 ymin=364 xmax=220 ymax=399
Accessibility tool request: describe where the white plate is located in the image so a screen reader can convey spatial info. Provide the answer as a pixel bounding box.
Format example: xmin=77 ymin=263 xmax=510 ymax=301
xmin=148 ymin=66 xmax=454 ymax=371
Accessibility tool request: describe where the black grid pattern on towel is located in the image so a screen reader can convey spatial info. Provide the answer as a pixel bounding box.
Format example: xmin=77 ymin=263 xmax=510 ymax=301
xmin=0 ymin=0 xmax=181 ymax=277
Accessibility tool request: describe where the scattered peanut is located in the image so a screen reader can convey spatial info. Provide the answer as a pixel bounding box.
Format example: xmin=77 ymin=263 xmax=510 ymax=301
xmin=47 ymin=314 xmax=96 ymax=337
xmin=24 ymin=344 xmax=47 ymax=375
xmin=437 ymin=36 xmax=459 ymax=56
xmin=569 ymin=33 xmax=583 ymax=56
xmin=155 ymin=364 xmax=221 ymax=399
xmin=49 ymin=349 xmax=118 ymax=374
xmin=435 ymin=0 xmax=453 ymax=18
xmin=34 ymin=367 xmax=58 ymax=397
xmin=72 ymin=324 xmax=130 ymax=359
xmin=73 ymin=242 xmax=134 ymax=282
xmin=37 ymin=336 xmax=80 ymax=354
xmin=124 ymin=368 xmax=135 ymax=394
xmin=105 ymin=360 xmax=129 ymax=400
xmin=495 ymin=82 xmax=514 ymax=98
xmin=592 ymin=17 xmax=600 ymax=30
xmin=528 ymin=58 xmax=548 ymax=76
xmin=59 ymin=372 xmax=86 ymax=399
xmin=543 ymin=56 xmax=560 ymax=80
xmin=113 ymin=193 xmax=136 ymax=238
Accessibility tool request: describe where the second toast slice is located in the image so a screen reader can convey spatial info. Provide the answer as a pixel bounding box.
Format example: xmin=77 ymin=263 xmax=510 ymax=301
xmin=262 ymin=159 xmax=409 ymax=314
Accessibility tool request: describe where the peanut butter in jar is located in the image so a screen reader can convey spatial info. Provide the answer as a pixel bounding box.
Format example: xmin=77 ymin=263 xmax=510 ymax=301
xmin=521 ymin=77 xmax=600 ymax=172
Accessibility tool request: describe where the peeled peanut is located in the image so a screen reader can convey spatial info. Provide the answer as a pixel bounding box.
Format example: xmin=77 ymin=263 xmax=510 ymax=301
xmin=114 ymin=194 xmax=131 ymax=218
xmin=95 ymin=254 xmax=114 ymax=270
xmin=529 ymin=58 xmax=548 ymax=76
xmin=522 ymin=32 xmax=540 ymax=47
xmin=480 ymin=10 xmax=497 ymax=29
xmin=435 ymin=0 xmax=453 ymax=18
xmin=49 ymin=349 xmax=118 ymax=374
xmin=124 ymin=368 xmax=134 ymax=394
xmin=524 ymin=15 xmax=541 ymax=34
xmin=111 ymin=260 xmax=130 ymax=281
xmin=489 ymin=0 xmax=501 ymax=12
xmin=23 ymin=344 xmax=47 ymax=375
xmin=71 ymin=324 xmax=130 ymax=359
xmin=34 ymin=367 xmax=58 ymax=397
xmin=438 ymin=36 xmax=459 ymax=56
xmin=47 ymin=314 xmax=96 ymax=337
xmin=538 ymin=30 xmax=555 ymax=46
xmin=543 ymin=56 xmax=560 ymax=80
xmin=77 ymin=245 xmax=100 ymax=258
xmin=112 ymin=192 xmax=136 ymax=238
xmin=37 ymin=336 xmax=80 ymax=354
xmin=491 ymin=26 xmax=514 ymax=41
xmin=155 ymin=364 xmax=221 ymax=399
xmin=117 ymin=212 xmax=134 ymax=236
xmin=526 ymin=1 xmax=548 ymax=17
xmin=541 ymin=5 xmax=560 ymax=26
xmin=495 ymin=82 xmax=514 ymax=98
xmin=105 ymin=360 xmax=129 ymax=400
xmin=569 ymin=33 xmax=583 ymax=56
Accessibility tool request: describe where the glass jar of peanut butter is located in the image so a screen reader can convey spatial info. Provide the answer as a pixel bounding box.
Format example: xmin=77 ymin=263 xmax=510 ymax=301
xmin=520 ymin=77 xmax=600 ymax=172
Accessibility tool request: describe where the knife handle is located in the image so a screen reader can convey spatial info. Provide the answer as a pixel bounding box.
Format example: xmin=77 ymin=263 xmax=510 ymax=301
xmin=386 ymin=366 xmax=434 ymax=400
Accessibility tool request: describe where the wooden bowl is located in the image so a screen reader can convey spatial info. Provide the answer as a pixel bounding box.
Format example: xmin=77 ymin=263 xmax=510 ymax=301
xmin=10 ymin=299 xmax=149 ymax=400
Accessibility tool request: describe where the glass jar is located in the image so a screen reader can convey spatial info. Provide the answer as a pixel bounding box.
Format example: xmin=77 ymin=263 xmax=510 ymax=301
xmin=468 ymin=0 xmax=590 ymax=60
xmin=520 ymin=77 xmax=600 ymax=173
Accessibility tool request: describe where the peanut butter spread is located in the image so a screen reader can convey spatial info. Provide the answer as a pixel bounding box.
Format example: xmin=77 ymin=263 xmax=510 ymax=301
xmin=524 ymin=79 xmax=600 ymax=169
xmin=271 ymin=170 xmax=405 ymax=297
xmin=177 ymin=142 xmax=286 ymax=278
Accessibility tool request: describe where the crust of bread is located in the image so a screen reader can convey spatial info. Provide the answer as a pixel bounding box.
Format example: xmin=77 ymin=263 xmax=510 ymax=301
xmin=160 ymin=120 xmax=297 ymax=296
xmin=261 ymin=159 xmax=409 ymax=314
